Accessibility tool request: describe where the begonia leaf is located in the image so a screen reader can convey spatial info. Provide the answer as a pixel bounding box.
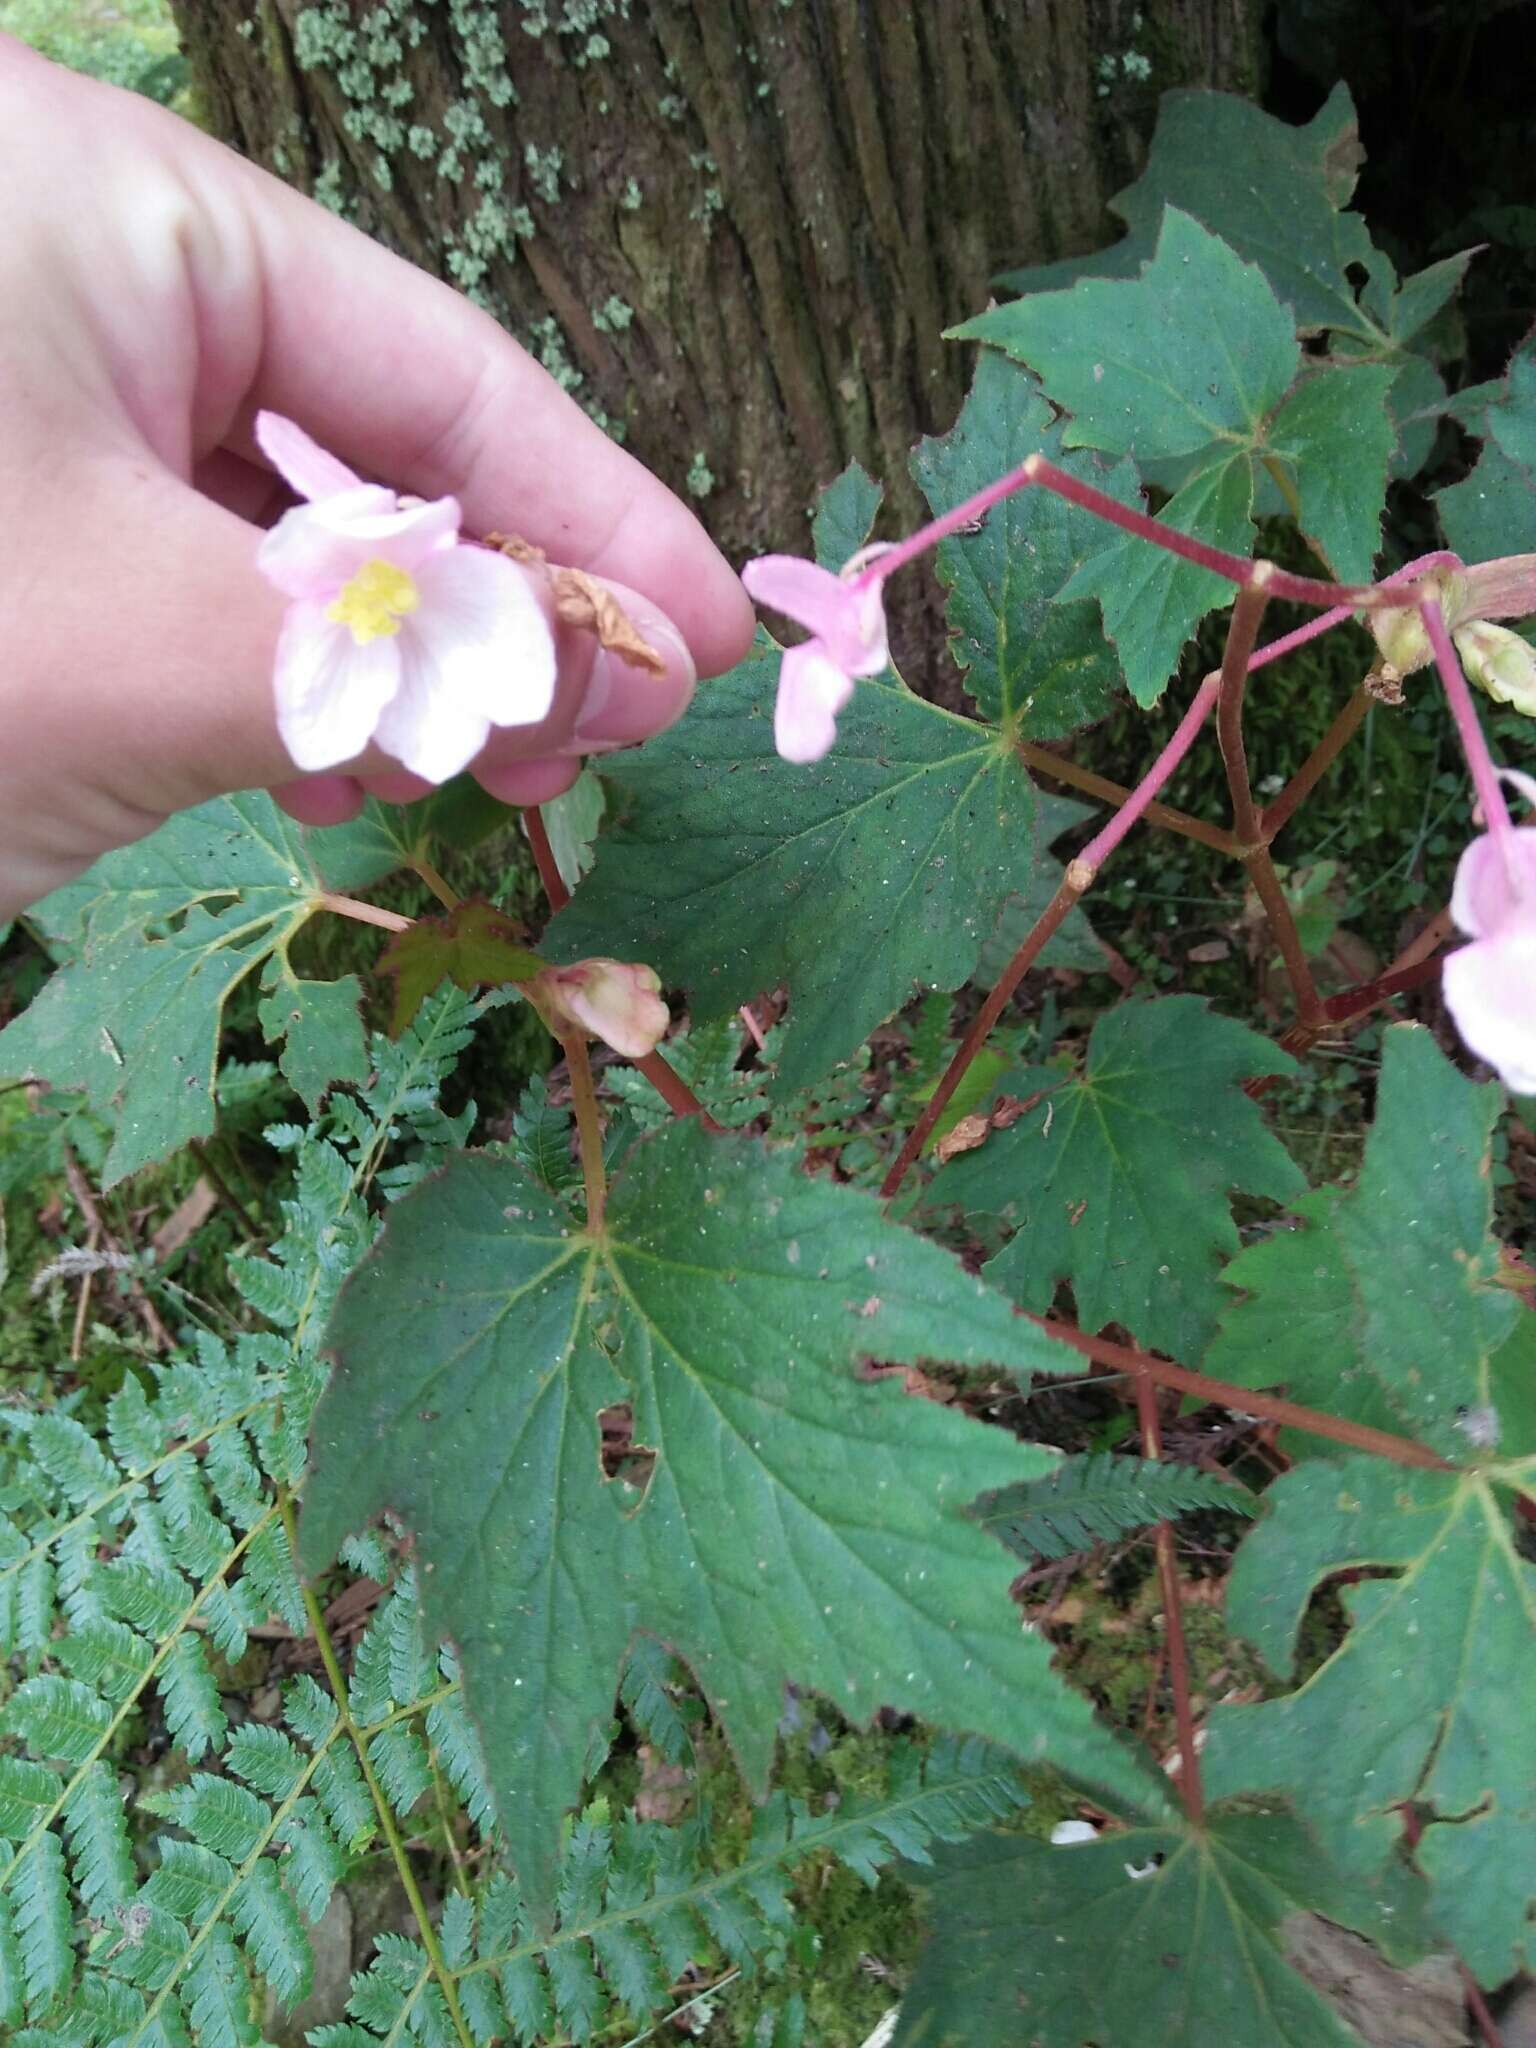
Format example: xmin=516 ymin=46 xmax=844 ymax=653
xmin=1438 ymin=350 xmax=1536 ymax=562
xmin=1265 ymin=363 xmax=1398 ymax=581
xmin=931 ymin=996 xmax=1301 ymax=1358
xmin=0 ymin=795 xmax=404 ymax=1183
xmin=896 ymin=1805 xmax=1429 ymax=2046
xmin=908 ymin=349 xmax=1136 ymax=736
xmin=377 ymin=897 xmax=542 ymax=1036
xmin=953 ymin=209 xmax=1300 ymax=468
xmin=300 ymin=1122 xmax=1170 ymax=1913
xmin=1209 ymin=1026 xmax=1523 ymax=1461
xmin=545 ymin=641 xmax=1047 ymax=1097
xmin=1205 ymin=1457 xmax=1536 ymax=1985
xmin=811 ymin=460 xmax=884 ymax=571
xmin=1056 ymin=456 xmax=1254 ymax=706
xmin=992 ymin=86 xmax=1382 ymax=342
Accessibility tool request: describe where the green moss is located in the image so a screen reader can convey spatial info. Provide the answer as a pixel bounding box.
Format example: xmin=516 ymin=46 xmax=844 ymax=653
xmin=686 ymin=450 xmax=716 ymax=498
xmin=592 ymin=294 xmax=633 ymax=333
xmin=523 ymin=140 xmax=564 ymax=202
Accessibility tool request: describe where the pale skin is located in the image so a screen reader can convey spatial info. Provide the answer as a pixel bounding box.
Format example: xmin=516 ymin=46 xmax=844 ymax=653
xmin=0 ymin=37 xmax=754 ymax=923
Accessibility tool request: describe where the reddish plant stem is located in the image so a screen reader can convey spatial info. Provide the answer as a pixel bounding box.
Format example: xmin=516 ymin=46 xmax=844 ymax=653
xmin=1017 ymin=742 xmax=1237 ymax=854
xmin=1261 ymin=686 xmax=1372 ymax=842
xmin=882 ymin=673 xmax=1226 ymax=1200
xmin=411 ymin=856 xmax=459 ymax=911
xmin=1423 ymin=596 xmax=1514 ymax=839
xmin=879 ymin=876 xmax=1084 ymax=1198
xmin=1271 ymin=913 xmax=1455 ymax=1063
xmin=315 ymin=892 xmax=413 ymax=933
xmin=1031 ymin=1317 xmax=1452 ymax=1471
xmin=526 ymin=805 xmax=719 ymax=1126
xmin=861 ymin=454 xmax=1420 ymax=612
xmin=1133 ymin=1370 xmax=1204 ymax=1825
xmin=634 ymin=1050 xmax=723 ymax=1130
xmin=1246 ymin=854 xmax=1326 ymax=1027
xmin=524 ymin=805 xmax=570 ymax=911
xmin=1211 ymin=582 xmax=1326 ymax=1028
xmin=1216 ymin=578 xmax=1272 ymax=851
xmin=561 ymin=1032 xmax=607 ymax=1234
xmin=1462 ymin=1969 xmax=1507 ymax=2048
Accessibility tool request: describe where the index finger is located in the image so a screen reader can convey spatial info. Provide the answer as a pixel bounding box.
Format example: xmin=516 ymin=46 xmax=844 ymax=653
xmin=218 ymin=144 xmax=754 ymax=676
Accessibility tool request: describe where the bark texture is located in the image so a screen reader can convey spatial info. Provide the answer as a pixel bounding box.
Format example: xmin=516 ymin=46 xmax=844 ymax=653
xmin=173 ymin=0 xmax=1261 ymax=568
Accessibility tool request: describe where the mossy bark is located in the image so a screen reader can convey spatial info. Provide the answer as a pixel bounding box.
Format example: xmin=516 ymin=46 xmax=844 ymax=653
xmin=172 ymin=0 xmax=1260 ymax=569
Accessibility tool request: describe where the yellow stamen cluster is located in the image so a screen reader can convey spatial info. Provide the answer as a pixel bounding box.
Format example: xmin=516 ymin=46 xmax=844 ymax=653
xmin=327 ymin=558 xmax=419 ymax=644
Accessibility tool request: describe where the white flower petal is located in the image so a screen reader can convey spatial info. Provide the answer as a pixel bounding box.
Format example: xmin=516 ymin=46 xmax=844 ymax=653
xmin=774 ymin=641 xmax=855 ymax=763
xmin=1443 ymin=925 xmax=1536 ymax=1095
xmin=371 ymin=657 xmax=494 ymax=783
xmin=273 ymin=601 xmax=401 ymax=770
xmin=408 ymin=547 xmax=558 ymax=726
xmin=255 ymin=411 xmax=363 ymax=501
xmin=257 ymin=492 xmax=462 ymax=600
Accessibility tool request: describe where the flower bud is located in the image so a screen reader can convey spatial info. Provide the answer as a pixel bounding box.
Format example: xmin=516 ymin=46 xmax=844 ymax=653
xmin=1453 ymin=621 xmax=1536 ymax=717
xmin=533 ymin=959 xmax=670 ymax=1058
xmin=1366 ymin=571 xmax=1468 ymax=681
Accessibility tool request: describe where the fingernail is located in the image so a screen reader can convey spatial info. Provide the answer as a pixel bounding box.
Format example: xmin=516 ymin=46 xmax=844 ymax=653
xmin=571 ymin=612 xmax=695 ymax=749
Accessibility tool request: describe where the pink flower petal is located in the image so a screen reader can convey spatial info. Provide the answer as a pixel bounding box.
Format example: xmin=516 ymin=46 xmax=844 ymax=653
xmin=407 ymin=547 xmax=557 ymax=726
xmin=547 ymin=959 xmax=670 ymax=1058
xmin=1443 ymin=924 xmax=1536 ymax=1095
xmin=1462 ymin=553 xmax=1536 ymax=623
xmin=257 ymin=490 xmax=461 ymax=599
xmin=1451 ymin=827 xmax=1536 ymax=938
xmin=370 ymin=659 xmax=493 ymax=783
xmin=273 ymin=601 xmax=402 ymax=771
xmin=743 ymin=554 xmax=888 ymax=675
xmin=255 ymin=411 xmax=363 ymax=501
xmin=774 ymin=640 xmax=856 ymax=764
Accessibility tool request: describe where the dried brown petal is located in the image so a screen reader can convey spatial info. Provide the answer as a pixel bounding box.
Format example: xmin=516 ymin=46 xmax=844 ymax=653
xmin=552 ymin=566 xmax=667 ymax=676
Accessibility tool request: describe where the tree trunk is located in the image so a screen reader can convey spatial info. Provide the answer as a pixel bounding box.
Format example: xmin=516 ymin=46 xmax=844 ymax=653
xmin=173 ymin=0 xmax=1261 ymax=657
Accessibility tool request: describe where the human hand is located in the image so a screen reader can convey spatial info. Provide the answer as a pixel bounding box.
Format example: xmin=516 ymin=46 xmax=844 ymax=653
xmin=0 ymin=37 xmax=753 ymax=923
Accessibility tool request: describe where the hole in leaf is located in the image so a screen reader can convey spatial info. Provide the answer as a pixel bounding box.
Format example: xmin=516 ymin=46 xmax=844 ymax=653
xmin=597 ymin=1402 xmax=656 ymax=1495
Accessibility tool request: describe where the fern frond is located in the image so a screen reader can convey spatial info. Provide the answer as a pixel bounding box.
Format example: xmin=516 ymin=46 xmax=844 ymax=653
xmin=967 ymin=1451 xmax=1256 ymax=1561
xmin=15 ymin=1830 xmax=73 ymax=2019
xmin=506 ymin=1069 xmax=577 ymax=1192
xmin=61 ymin=1762 xmax=135 ymax=1917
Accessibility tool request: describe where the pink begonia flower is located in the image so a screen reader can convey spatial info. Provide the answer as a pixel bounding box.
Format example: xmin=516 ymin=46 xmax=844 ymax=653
xmin=534 ymin=959 xmax=670 ymax=1059
xmin=1443 ymin=770 xmax=1536 ymax=1095
xmin=1369 ymin=554 xmax=1536 ymax=714
xmin=740 ymin=552 xmax=889 ymax=763
xmin=254 ymin=412 xmax=557 ymax=782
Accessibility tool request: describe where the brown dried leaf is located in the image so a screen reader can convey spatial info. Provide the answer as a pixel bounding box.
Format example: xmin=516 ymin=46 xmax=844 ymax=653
xmin=934 ymin=1113 xmax=990 ymax=1163
xmin=485 ymin=531 xmax=547 ymax=567
xmin=552 ymin=567 xmax=666 ymax=676
xmin=151 ymin=1178 xmax=218 ymax=1262
xmin=635 ymin=1744 xmax=693 ymax=1824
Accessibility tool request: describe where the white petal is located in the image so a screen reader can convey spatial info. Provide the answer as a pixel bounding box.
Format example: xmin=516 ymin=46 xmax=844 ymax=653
xmin=371 ymin=658 xmax=494 ymax=783
xmin=1443 ymin=927 xmax=1536 ymax=1094
xmin=774 ymin=641 xmax=855 ymax=763
xmin=406 ymin=547 xmax=558 ymax=725
xmin=255 ymin=411 xmax=362 ymax=501
xmin=257 ymin=492 xmax=462 ymax=600
xmin=273 ymin=601 xmax=401 ymax=770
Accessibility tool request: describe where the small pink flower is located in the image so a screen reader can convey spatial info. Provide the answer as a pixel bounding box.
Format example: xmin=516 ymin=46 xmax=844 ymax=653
xmin=1443 ymin=770 xmax=1536 ymax=1094
xmin=740 ymin=552 xmax=889 ymax=763
xmin=254 ymin=412 xmax=557 ymax=782
xmin=534 ymin=959 xmax=670 ymax=1059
